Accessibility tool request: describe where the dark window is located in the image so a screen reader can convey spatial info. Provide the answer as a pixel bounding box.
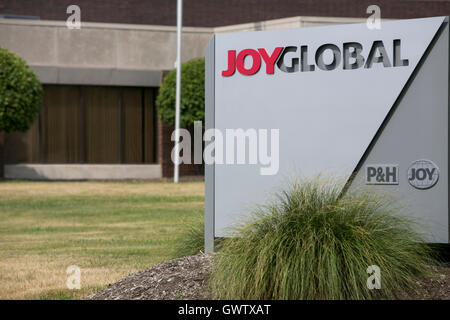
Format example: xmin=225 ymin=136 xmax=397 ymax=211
xmin=5 ymin=85 xmax=157 ymax=164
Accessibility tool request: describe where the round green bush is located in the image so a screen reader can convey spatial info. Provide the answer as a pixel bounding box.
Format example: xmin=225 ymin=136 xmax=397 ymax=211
xmin=0 ymin=47 xmax=43 ymax=133
xmin=156 ymin=57 xmax=204 ymax=128
xmin=210 ymin=178 xmax=436 ymax=300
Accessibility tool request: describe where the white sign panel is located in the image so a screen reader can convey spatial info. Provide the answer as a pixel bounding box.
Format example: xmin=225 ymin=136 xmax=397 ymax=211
xmin=205 ymin=17 xmax=448 ymax=245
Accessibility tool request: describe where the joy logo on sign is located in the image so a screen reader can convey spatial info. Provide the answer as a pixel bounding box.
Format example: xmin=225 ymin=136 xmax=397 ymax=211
xmin=222 ymin=48 xmax=283 ymax=76
xmin=408 ymin=159 xmax=439 ymax=189
xmin=366 ymin=164 xmax=398 ymax=185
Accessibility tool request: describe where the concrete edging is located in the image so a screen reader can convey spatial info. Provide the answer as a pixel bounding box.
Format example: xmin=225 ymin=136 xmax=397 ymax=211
xmin=5 ymin=164 xmax=162 ymax=180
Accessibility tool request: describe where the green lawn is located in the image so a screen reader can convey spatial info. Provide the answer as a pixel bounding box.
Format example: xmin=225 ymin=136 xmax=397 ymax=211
xmin=0 ymin=180 xmax=204 ymax=299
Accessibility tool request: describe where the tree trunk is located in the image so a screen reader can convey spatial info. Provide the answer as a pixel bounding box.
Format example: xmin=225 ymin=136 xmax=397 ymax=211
xmin=0 ymin=131 xmax=4 ymax=179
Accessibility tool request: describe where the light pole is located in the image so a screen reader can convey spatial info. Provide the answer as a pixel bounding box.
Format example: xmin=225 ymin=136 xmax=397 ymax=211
xmin=174 ymin=0 xmax=183 ymax=183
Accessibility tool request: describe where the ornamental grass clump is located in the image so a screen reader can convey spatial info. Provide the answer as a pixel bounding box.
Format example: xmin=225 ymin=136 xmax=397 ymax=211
xmin=173 ymin=220 xmax=204 ymax=258
xmin=210 ymin=178 xmax=436 ymax=300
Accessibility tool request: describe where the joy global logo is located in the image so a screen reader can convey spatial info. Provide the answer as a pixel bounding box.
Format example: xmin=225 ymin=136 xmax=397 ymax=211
xmin=221 ymin=40 xmax=409 ymax=76
xmin=407 ymin=159 xmax=439 ymax=189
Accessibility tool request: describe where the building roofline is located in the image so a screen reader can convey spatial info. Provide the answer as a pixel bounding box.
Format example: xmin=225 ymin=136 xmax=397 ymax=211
xmin=0 ymin=15 xmax=376 ymax=34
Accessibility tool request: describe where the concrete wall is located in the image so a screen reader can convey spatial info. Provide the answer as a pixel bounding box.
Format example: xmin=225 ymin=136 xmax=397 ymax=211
xmin=214 ymin=16 xmax=366 ymax=33
xmin=0 ymin=19 xmax=213 ymax=86
xmin=0 ymin=16 xmax=367 ymax=87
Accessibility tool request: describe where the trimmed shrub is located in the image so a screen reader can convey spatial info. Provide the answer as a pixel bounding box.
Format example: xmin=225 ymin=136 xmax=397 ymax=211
xmin=210 ymin=178 xmax=436 ymax=300
xmin=156 ymin=58 xmax=204 ymax=128
xmin=0 ymin=47 xmax=43 ymax=133
xmin=173 ymin=220 xmax=204 ymax=258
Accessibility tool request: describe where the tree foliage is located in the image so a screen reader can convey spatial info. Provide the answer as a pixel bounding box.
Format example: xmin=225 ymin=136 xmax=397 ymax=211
xmin=0 ymin=47 xmax=42 ymax=133
xmin=156 ymin=57 xmax=204 ymax=128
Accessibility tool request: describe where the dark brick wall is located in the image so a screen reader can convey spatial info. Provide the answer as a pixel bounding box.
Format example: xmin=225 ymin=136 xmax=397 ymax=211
xmin=2 ymin=0 xmax=450 ymax=27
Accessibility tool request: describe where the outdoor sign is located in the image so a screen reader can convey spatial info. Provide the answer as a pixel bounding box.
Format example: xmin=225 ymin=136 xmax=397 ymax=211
xmin=205 ymin=17 xmax=449 ymax=251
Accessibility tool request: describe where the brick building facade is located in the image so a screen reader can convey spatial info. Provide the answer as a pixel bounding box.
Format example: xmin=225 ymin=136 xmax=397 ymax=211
xmin=1 ymin=1 xmax=449 ymax=179
xmin=2 ymin=0 xmax=450 ymax=27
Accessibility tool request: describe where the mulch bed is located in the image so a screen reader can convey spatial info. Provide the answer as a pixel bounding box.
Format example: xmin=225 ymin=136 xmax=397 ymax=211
xmin=86 ymin=254 xmax=214 ymax=300
xmin=86 ymin=254 xmax=450 ymax=300
xmin=405 ymin=265 xmax=450 ymax=299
